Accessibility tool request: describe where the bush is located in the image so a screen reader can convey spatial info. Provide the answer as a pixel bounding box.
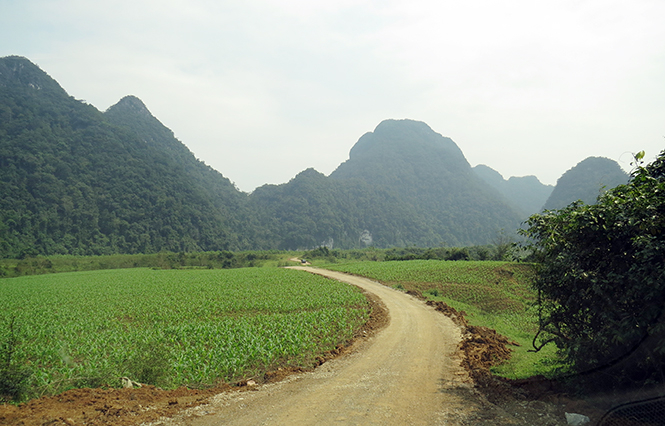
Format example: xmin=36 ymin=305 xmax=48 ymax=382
xmin=521 ymin=150 xmax=665 ymax=386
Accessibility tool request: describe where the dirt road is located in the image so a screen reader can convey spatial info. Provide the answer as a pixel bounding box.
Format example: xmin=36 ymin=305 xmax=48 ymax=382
xmin=167 ymin=267 xmax=475 ymax=425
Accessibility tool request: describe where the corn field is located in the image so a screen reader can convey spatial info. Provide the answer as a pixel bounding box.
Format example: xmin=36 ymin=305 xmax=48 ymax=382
xmin=0 ymin=267 xmax=369 ymax=398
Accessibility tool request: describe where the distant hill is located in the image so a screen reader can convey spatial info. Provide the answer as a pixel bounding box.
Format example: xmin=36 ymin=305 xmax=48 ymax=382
xmin=473 ymin=165 xmax=553 ymax=217
xmin=248 ymin=166 xmax=432 ymax=249
xmin=542 ymin=156 xmax=629 ymax=211
xmin=326 ymin=119 xmax=523 ymax=246
xmin=1 ymin=56 xmax=627 ymax=256
xmin=0 ymin=56 xmax=248 ymax=257
xmin=249 ymin=120 xmax=523 ymax=249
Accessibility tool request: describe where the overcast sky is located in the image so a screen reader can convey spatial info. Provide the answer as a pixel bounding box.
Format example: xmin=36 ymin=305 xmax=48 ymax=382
xmin=2 ymin=0 xmax=664 ymax=192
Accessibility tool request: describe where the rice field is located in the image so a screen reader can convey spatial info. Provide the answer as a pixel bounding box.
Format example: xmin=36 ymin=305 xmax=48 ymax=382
xmin=0 ymin=267 xmax=369 ymax=398
xmin=324 ymin=260 xmax=562 ymax=379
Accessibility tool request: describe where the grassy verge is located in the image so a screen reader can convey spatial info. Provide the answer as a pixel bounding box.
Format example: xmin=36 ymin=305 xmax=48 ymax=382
xmin=322 ymin=259 xmax=564 ymax=379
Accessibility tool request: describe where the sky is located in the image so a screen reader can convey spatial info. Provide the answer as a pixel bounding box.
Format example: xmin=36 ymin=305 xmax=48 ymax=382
xmin=2 ymin=0 xmax=664 ymax=192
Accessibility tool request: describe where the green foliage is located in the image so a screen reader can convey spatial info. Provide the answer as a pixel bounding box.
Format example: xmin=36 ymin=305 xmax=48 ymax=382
xmin=0 ymin=250 xmax=289 ymax=278
xmin=303 ymin=245 xmax=518 ymax=267
xmin=0 ymin=317 xmax=33 ymax=402
xmin=0 ymin=268 xmax=369 ymax=400
xmin=521 ymin=150 xmax=665 ymax=385
xmin=325 ymin=259 xmax=558 ymax=378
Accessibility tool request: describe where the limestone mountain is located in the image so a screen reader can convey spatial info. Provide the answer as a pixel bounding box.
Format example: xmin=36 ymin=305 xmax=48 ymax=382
xmin=473 ymin=164 xmax=553 ymax=217
xmin=0 ymin=56 xmax=249 ymax=257
xmin=327 ymin=119 xmax=523 ymax=246
xmin=248 ymin=166 xmax=429 ymax=249
xmin=0 ymin=56 xmax=573 ymax=256
xmin=542 ymin=156 xmax=629 ymax=211
xmin=249 ymin=120 xmax=524 ymax=249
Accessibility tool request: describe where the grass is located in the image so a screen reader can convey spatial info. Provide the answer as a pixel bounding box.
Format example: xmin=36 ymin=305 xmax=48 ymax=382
xmin=0 ymin=267 xmax=368 ymax=401
xmin=324 ymin=259 xmax=564 ymax=379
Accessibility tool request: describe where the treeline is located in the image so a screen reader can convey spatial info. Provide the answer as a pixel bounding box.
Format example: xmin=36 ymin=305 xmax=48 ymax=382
xmin=301 ymin=243 xmax=515 ymax=263
xmin=0 ymin=250 xmax=287 ymax=278
xmin=0 ymin=243 xmax=518 ymax=278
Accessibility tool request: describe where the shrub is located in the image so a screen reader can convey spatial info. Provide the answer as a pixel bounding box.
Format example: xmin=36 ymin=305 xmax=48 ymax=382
xmin=521 ymin=150 xmax=665 ymax=386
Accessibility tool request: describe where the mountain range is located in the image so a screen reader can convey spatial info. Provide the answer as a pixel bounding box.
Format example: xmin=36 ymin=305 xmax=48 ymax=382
xmin=0 ymin=56 xmax=629 ymax=257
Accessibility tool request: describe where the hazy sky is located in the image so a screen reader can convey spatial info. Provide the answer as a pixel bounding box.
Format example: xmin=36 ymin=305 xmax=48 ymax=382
xmin=2 ymin=0 xmax=664 ymax=192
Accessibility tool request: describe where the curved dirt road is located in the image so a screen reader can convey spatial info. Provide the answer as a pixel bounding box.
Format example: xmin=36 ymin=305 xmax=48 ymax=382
xmin=173 ymin=267 xmax=473 ymax=425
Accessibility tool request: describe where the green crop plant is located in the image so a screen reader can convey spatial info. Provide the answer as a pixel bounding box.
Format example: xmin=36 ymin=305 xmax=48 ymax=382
xmin=0 ymin=267 xmax=369 ymax=401
xmin=0 ymin=316 xmax=33 ymax=402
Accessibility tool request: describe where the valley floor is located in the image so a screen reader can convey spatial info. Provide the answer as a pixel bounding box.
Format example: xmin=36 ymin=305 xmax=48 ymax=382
xmin=0 ymin=267 xmax=573 ymax=425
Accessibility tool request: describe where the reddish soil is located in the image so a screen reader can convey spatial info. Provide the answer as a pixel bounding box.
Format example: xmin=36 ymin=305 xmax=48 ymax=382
xmin=424 ymin=298 xmax=518 ymax=386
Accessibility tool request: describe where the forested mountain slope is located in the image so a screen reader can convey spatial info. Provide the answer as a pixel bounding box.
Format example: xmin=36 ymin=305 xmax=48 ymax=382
xmin=0 ymin=56 xmax=249 ymax=257
xmin=248 ymin=120 xmax=525 ymax=249
xmin=327 ymin=120 xmax=523 ymax=246
xmin=542 ymin=156 xmax=629 ymax=211
xmin=1 ymin=56 xmax=625 ymax=256
xmin=248 ymin=167 xmax=431 ymax=249
xmin=473 ymin=164 xmax=553 ymax=217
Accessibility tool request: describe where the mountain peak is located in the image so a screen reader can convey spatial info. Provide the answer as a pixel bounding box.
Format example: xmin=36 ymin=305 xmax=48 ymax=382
xmin=542 ymin=156 xmax=629 ymax=210
xmin=0 ymin=55 xmax=67 ymax=95
xmin=106 ymin=95 xmax=153 ymax=117
xmin=373 ymin=118 xmax=435 ymax=135
xmin=347 ymin=118 xmax=466 ymax=166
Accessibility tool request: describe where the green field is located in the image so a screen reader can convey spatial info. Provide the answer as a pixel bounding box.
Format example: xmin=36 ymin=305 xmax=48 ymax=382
xmin=322 ymin=260 xmax=562 ymax=379
xmin=0 ymin=267 xmax=369 ymax=400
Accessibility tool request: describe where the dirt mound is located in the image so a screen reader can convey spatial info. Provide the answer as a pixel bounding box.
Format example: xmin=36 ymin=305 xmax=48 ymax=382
xmin=425 ymin=299 xmax=468 ymax=327
xmin=425 ymin=300 xmax=518 ymax=387
xmin=461 ymin=325 xmax=518 ymax=382
xmin=0 ymin=385 xmax=227 ymax=426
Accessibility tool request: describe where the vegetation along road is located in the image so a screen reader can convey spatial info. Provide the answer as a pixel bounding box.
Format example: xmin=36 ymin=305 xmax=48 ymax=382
xmin=168 ymin=266 xmax=474 ymax=425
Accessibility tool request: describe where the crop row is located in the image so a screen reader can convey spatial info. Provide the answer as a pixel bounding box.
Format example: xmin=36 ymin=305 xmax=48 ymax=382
xmin=0 ymin=267 xmax=369 ymax=398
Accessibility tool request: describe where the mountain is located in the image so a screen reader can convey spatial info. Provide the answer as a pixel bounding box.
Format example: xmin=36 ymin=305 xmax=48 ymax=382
xmin=249 ymin=120 xmax=524 ymax=249
xmin=248 ymin=166 xmax=431 ymax=249
xmin=473 ymin=164 xmax=553 ymax=217
xmin=542 ymin=156 xmax=629 ymax=211
xmin=0 ymin=56 xmax=249 ymax=257
xmin=330 ymin=120 xmax=523 ymax=245
xmin=2 ymin=56 xmax=602 ymax=256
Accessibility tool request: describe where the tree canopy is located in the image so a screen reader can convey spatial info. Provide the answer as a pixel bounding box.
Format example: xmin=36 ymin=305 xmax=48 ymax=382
xmin=521 ymin=150 xmax=665 ymax=386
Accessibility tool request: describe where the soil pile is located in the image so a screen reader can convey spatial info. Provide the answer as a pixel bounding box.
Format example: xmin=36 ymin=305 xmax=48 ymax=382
xmin=0 ymin=385 xmax=224 ymax=426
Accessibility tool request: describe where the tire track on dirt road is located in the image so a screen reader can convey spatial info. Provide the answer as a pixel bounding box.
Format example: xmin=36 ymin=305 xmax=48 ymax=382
xmin=172 ymin=266 xmax=477 ymax=425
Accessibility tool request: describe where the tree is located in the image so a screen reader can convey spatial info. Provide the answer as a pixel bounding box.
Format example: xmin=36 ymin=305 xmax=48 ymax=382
xmin=521 ymin=150 xmax=665 ymax=385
